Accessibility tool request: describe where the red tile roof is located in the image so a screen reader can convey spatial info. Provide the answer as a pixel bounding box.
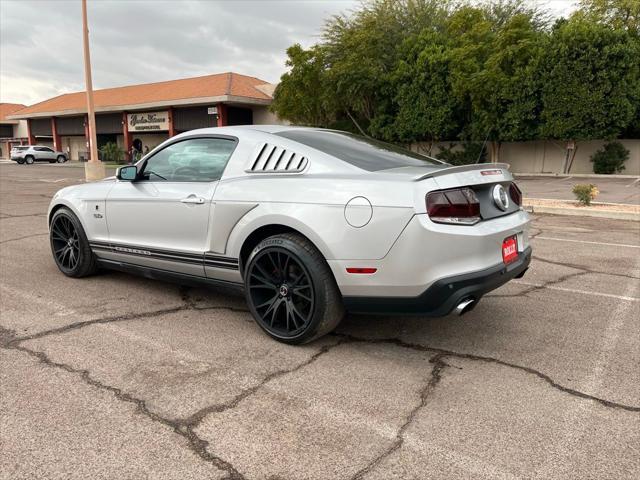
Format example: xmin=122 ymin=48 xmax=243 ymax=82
xmin=0 ymin=103 xmax=27 ymax=122
xmin=10 ymin=72 xmax=273 ymax=118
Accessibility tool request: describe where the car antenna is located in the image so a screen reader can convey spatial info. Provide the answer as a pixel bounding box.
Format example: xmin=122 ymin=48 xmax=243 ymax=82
xmin=476 ymin=131 xmax=491 ymax=164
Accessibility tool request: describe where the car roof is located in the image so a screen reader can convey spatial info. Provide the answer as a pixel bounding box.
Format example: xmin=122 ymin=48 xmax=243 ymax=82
xmin=175 ymin=125 xmax=321 ymax=137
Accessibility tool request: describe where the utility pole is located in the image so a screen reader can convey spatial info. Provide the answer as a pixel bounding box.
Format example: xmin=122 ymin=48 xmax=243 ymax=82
xmin=81 ymin=0 xmax=104 ymax=181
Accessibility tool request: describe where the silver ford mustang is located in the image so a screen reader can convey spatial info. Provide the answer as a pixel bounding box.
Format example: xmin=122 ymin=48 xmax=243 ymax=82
xmin=48 ymin=126 xmax=531 ymax=343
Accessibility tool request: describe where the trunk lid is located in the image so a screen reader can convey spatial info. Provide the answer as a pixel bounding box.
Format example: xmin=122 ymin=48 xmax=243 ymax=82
xmin=409 ymin=163 xmax=519 ymax=218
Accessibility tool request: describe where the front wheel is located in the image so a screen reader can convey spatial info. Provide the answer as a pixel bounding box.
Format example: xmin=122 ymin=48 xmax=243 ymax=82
xmin=244 ymin=233 xmax=344 ymax=344
xmin=50 ymin=207 xmax=98 ymax=277
xmin=57 ymin=155 xmax=66 ymax=163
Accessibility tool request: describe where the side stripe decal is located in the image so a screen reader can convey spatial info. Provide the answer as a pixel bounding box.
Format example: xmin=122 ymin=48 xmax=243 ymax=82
xmin=89 ymin=242 xmax=239 ymax=270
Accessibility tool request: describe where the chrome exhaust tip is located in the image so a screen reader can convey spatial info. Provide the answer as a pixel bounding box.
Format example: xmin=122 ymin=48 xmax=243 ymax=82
xmin=454 ymin=298 xmax=475 ymax=316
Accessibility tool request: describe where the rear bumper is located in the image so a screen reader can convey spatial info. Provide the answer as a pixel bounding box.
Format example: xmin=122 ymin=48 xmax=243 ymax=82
xmin=343 ymin=246 xmax=531 ymax=316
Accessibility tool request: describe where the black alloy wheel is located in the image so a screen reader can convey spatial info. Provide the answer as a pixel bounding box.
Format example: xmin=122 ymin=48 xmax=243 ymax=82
xmin=244 ymin=233 xmax=344 ymax=344
xmin=51 ymin=214 xmax=81 ymax=271
xmin=248 ymin=248 xmax=315 ymax=338
xmin=49 ymin=207 xmax=98 ymax=277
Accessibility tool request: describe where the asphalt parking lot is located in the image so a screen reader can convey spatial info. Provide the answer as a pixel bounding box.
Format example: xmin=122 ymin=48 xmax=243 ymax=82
xmin=1 ymin=163 xmax=639 ymax=480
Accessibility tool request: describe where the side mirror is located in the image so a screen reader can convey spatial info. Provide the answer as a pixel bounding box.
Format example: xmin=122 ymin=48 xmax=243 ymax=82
xmin=117 ymin=165 xmax=138 ymax=181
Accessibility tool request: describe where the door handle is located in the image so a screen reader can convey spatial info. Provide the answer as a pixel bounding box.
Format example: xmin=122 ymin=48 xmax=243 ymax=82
xmin=181 ymin=196 xmax=205 ymax=204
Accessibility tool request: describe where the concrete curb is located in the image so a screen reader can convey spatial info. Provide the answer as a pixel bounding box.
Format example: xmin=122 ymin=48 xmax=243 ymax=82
xmin=526 ymin=205 xmax=640 ymax=221
xmin=515 ymin=173 xmax=639 ymax=179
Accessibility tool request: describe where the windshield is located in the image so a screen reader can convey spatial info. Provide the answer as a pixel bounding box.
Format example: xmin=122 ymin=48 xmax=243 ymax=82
xmin=275 ymin=129 xmax=444 ymax=172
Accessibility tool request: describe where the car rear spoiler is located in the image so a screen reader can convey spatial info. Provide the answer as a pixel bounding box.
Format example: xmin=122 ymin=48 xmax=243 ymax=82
xmin=413 ymin=163 xmax=511 ymax=181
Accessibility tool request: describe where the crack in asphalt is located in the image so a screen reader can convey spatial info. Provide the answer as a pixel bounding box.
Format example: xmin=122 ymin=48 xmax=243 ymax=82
xmin=2 ymin=272 xmax=638 ymax=480
xmin=0 ymin=232 xmax=48 ymax=244
xmin=175 ymin=337 xmax=349 ymax=430
xmin=528 ymin=228 xmax=544 ymax=239
xmin=3 ymin=286 xmax=249 ymax=347
xmin=1 ymin=316 xmax=347 ymax=480
xmin=2 ymin=306 xmax=191 ymax=347
xmin=487 ymin=249 xmax=640 ymax=299
xmin=350 ymin=353 xmax=448 ymax=480
xmin=0 ymin=212 xmax=47 ymax=219
xmin=5 ymin=340 xmax=245 ymax=480
xmin=532 ymin=255 xmax=640 ymax=281
xmin=487 ymin=268 xmax=590 ymax=299
xmin=332 ymin=333 xmax=640 ymax=413
xmin=0 ymin=288 xmax=340 ymax=479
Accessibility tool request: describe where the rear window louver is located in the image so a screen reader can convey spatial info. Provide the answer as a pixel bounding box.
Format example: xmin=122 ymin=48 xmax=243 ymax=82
xmin=246 ymin=143 xmax=308 ymax=173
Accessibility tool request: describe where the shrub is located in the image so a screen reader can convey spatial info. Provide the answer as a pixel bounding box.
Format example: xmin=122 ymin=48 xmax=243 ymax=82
xmin=436 ymin=142 xmax=487 ymax=166
xmin=572 ymin=184 xmax=599 ymax=206
xmin=590 ymin=141 xmax=629 ymax=174
xmin=99 ymin=142 xmax=125 ymax=164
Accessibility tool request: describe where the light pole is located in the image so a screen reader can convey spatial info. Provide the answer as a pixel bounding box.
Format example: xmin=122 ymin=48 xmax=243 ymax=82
xmin=81 ymin=0 xmax=104 ymax=181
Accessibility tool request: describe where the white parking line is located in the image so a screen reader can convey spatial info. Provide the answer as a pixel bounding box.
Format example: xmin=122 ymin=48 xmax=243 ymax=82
xmin=533 ymin=258 xmax=639 ymax=479
xmin=513 ymin=280 xmax=640 ymax=302
xmin=533 ymin=236 xmax=640 ymax=249
xmin=626 ymin=178 xmax=640 ymax=187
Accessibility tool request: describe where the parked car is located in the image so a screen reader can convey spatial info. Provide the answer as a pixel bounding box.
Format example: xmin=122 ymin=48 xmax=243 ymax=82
xmin=11 ymin=145 xmax=68 ymax=164
xmin=47 ymin=126 xmax=531 ymax=344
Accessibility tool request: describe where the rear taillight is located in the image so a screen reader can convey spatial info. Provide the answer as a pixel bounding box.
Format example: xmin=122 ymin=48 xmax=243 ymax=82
xmin=509 ymin=182 xmax=522 ymax=206
xmin=426 ymin=187 xmax=481 ymax=225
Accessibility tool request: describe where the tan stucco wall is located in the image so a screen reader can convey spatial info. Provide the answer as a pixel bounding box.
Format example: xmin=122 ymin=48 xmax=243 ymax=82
xmin=14 ymin=120 xmax=28 ymax=138
xmin=414 ymin=139 xmax=640 ymax=175
xmin=60 ymin=136 xmax=88 ymax=161
xmin=251 ymin=106 xmax=288 ymax=125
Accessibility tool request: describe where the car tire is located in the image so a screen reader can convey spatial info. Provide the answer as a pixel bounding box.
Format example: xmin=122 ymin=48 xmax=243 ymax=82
xmin=57 ymin=155 xmax=66 ymax=163
xmin=25 ymin=155 xmax=34 ymax=165
xmin=244 ymin=233 xmax=344 ymax=344
xmin=17 ymin=158 xmax=25 ymax=164
xmin=49 ymin=207 xmax=98 ymax=278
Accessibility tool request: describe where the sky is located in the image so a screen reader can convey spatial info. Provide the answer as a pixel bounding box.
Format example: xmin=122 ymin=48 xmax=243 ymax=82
xmin=0 ymin=0 xmax=578 ymax=106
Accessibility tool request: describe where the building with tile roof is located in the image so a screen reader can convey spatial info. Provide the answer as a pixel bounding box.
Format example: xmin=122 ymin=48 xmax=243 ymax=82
xmin=0 ymin=103 xmax=29 ymax=158
xmin=6 ymin=72 xmax=283 ymax=161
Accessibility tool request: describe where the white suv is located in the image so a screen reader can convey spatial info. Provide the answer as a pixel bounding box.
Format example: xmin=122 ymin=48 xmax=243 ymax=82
xmin=11 ymin=145 xmax=68 ymax=164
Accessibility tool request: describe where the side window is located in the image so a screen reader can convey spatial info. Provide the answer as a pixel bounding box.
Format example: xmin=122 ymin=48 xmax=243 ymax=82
xmin=141 ymin=137 xmax=236 ymax=182
xmin=36 ymin=147 xmax=54 ymax=152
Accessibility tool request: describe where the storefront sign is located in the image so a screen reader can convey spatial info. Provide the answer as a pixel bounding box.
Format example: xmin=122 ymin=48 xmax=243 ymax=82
xmin=127 ymin=111 xmax=169 ymax=132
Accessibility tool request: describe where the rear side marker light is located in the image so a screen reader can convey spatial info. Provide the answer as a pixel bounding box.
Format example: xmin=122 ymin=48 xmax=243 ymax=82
xmin=346 ymin=267 xmax=377 ymax=274
xmin=426 ymin=187 xmax=481 ymax=225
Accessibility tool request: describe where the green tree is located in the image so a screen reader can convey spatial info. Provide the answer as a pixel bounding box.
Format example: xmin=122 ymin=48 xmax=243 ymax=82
xmin=321 ymin=0 xmax=412 ymax=133
xmin=576 ymin=0 xmax=640 ymax=140
xmin=577 ymin=0 xmax=639 ymax=35
xmin=380 ymin=30 xmax=460 ymax=150
xmin=460 ymin=11 xmax=544 ymax=162
xmin=272 ymin=0 xmax=453 ymax=135
xmin=538 ymin=19 xmax=640 ymax=171
xmin=272 ymin=0 xmax=639 ymax=165
xmin=271 ymin=44 xmax=335 ymax=127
